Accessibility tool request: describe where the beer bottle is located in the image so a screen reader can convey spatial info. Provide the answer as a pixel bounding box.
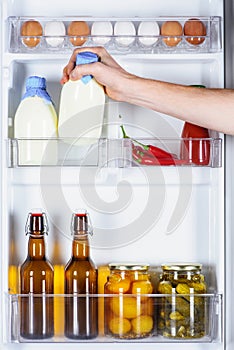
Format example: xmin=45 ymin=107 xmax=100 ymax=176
xmin=20 ymin=211 xmax=54 ymax=339
xmin=64 ymin=210 xmax=98 ymax=339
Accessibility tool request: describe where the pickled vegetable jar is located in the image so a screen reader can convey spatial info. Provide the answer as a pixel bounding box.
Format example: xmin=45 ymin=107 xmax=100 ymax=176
xmin=104 ymin=263 xmax=154 ymax=339
xmin=157 ymin=263 xmax=207 ymax=339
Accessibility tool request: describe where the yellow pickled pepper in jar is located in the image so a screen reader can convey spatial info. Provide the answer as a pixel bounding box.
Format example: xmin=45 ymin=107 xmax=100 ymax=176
xmin=8 ymin=265 xmax=19 ymax=294
xmin=104 ymin=263 xmax=154 ymax=339
xmin=52 ymin=237 xmax=65 ymax=337
xmin=54 ymin=264 xmax=65 ymax=337
xmin=98 ymin=265 xmax=110 ymax=335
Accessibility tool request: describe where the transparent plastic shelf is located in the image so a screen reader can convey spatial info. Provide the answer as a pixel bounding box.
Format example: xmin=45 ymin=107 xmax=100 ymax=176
xmin=7 ymin=16 xmax=222 ymax=54
xmin=6 ymin=293 xmax=222 ymax=343
xmin=7 ymin=137 xmax=222 ymax=168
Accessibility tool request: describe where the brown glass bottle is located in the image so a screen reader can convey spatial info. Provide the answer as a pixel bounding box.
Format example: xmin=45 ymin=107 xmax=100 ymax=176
xmin=64 ymin=211 xmax=98 ymax=339
xmin=20 ymin=211 xmax=54 ymax=339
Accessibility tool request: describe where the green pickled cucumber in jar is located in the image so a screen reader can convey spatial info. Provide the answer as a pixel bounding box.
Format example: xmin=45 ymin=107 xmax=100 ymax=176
xmin=157 ymin=263 xmax=208 ymax=339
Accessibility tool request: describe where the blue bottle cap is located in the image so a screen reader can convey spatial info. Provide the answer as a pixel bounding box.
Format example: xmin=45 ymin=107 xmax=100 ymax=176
xmin=76 ymin=52 xmax=99 ymax=84
xmin=22 ymin=75 xmax=53 ymax=104
xmin=26 ymin=76 xmax=47 ymax=90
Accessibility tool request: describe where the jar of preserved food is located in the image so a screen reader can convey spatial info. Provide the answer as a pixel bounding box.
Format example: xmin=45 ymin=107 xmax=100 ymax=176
xmin=104 ymin=263 xmax=154 ymax=339
xmin=157 ymin=263 xmax=207 ymax=339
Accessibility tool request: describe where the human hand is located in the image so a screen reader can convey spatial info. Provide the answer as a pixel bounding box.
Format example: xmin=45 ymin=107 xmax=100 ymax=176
xmin=60 ymin=46 xmax=135 ymax=101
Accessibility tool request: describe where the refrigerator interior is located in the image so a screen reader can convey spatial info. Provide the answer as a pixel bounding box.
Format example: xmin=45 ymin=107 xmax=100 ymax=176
xmin=0 ymin=0 xmax=227 ymax=349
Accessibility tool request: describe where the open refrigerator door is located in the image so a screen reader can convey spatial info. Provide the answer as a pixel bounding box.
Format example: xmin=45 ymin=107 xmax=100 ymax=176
xmin=0 ymin=0 xmax=228 ymax=349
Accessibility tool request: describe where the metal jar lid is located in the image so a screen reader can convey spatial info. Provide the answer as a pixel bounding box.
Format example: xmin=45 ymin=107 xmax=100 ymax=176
xmin=109 ymin=263 xmax=149 ymax=271
xmin=161 ymin=263 xmax=202 ymax=272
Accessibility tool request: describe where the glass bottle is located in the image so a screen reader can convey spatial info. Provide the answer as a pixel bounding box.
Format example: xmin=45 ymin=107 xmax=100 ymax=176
xmin=20 ymin=211 xmax=54 ymax=339
xmin=64 ymin=210 xmax=98 ymax=339
xmin=157 ymin=263 xmax=207 ymax=339
xmin=14 ymin=76 xmax=58 ymax=166
xmin=180 ymin=122 xmax=210 ymax=165
xmin=58 ymin=52 xmax=105 ymax=146
xmin=180 ymin=85 xmax=210 ymax=166
xmin=104 ymin=263 xmax=154 ymax=339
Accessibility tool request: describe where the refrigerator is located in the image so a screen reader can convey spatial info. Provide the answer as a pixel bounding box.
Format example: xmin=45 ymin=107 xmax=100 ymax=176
xmin=0 ymin=0 xmax=232 ymax=349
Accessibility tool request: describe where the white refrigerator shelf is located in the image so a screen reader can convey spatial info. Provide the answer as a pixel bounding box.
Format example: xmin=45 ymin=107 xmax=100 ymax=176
xmin=6 ymin=293 xmax=222 ymax=344
xmin=7 ymin=137 xmax=222 ymax=168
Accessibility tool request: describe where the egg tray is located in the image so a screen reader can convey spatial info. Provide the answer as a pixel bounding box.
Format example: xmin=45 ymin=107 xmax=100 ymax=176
xmin=7 ymin=16 xmax=222 ymax=54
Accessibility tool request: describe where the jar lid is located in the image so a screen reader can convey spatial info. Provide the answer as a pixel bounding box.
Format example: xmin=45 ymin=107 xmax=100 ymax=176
xmin=161 ymin=263 xmax=202 ymax=271
xmin=109 ymin=263 xmax=149 ymax=271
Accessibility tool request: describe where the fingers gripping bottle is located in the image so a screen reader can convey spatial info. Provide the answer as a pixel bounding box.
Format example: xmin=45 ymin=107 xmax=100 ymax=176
xmin=14 ymin=76 xmax=58 ymax=165
xmin=64 ymin=210 xmax=98 ymax=339
xmin=20 ymin=211 xmax=54 ymax=339
xmin=58 ymin=52 xmax=105 ymax=145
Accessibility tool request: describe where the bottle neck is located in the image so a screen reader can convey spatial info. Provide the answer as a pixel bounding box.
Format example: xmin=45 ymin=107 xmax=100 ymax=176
xmin=27 ymin=234 xmax=46 ymax=260
xmin=72 ymin=235 xmax=90 ymax=259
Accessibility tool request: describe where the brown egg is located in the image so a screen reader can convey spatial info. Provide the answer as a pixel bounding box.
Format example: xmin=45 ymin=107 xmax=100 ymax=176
xmin=67 ymin=21 xmax=90 ymax=46
xmin=184 ymin=18 xmax=206 ymax=45
xmin=21 ymin=20 xmax=43 ymax=48
xmin=161 ymin=21 xmax=183 ymax=47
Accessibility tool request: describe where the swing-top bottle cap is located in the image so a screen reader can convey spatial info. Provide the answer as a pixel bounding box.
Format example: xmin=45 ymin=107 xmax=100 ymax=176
xmin=71 ymin=209 xmax=93 ymax=236
xmin=26 ymin=76 xmax=46 ymax=90
xmin=25 ymin=209 xmax=49 ymax=235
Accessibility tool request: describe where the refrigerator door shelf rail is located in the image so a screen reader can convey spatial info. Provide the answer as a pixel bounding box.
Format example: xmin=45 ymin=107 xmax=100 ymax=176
xmin=7 ymin=137 xmax=222 ymax=168
xmin=7 ymin=16 xmax=222 ymax=55
xmin=6 ymin=292 xmax=222 ymax=344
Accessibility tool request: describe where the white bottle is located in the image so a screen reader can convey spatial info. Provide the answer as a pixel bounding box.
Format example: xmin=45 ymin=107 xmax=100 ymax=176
xmin=58 ymin=52 xmax=105 ymax=145
xmin=14 ymin=76 xmax=58 ymax=165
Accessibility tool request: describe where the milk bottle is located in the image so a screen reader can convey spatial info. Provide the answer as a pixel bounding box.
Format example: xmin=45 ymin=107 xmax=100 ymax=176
xmin=58 ymin=52 xmax=105 ymax=145
xmin=14 ymin=76 xmax=58 ymax=165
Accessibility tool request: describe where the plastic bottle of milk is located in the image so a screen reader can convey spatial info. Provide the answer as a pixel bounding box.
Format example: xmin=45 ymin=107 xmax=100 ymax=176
xmin=14 ymin=76 xmax=58 ymax=165
xmin=58 ymin=52 xmax=105 ymax=145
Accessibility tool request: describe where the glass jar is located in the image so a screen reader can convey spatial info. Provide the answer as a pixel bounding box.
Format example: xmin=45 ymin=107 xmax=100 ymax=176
xmin=157 ymin=263 xmax=207 ymax=339
xmin=104 ymin=263 xmax=154 ymax=339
